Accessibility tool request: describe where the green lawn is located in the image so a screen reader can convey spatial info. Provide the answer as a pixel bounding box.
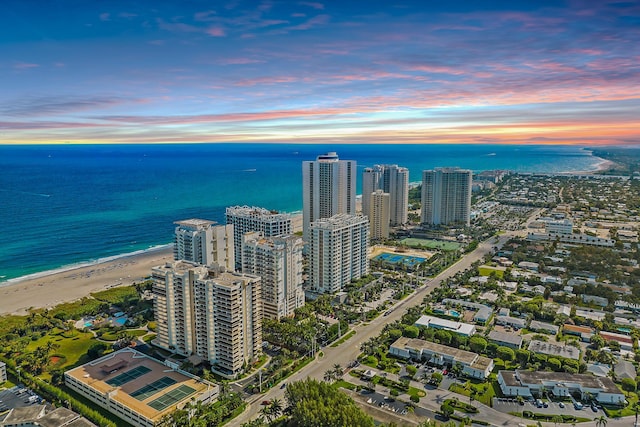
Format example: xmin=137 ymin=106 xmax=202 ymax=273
xmin=334 ymin=380 xmax=357 ymax=390
xmin=100 ymin=329 xmax=147 ymax=341
xmin=400 ymin=238 xmax=460 ymax=251
xmin=26 ymin=330 xmax=95 ymax=370
xmin=449 ymin=380 xmax=497 ymax=407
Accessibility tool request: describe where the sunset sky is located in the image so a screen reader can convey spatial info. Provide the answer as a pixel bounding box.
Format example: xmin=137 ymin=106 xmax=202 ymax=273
xmin=2 ymin=1 xmax=639 ymax=145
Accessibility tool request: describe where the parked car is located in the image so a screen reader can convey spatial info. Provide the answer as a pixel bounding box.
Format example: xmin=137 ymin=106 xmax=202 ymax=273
xmin=559 ymin=402 xmax=565 ymax=408
xmin=574 ymin=402 xmax=583 ymax=410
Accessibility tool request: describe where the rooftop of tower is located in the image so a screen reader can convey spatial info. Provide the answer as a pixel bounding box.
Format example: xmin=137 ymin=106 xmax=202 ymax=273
xmin=174 ymin=219 xmax=216 ymax=228
xmin=316 ymin=152 xmax=339 ymax=161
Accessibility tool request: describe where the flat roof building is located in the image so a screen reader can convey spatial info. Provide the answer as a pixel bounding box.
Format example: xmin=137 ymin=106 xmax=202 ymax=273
xmin=390 ymin=337 xmax=493 ymax=379
xmin=488 ymin=330 xmax=523 ymax=349
xmin=498 ymin=370 xmax=624 ymax=404
xmin=415 ymin=315 xmax=476 ymax=337
xmin=529 ymin=320 xmax=559 ymax=335
xmin=528 ymin=340 xmax=580 ymax=360
xmin=64 ymin=348 xmax=218 ymax=427
xmin=563 ymin=324 xmax=595 ymax=342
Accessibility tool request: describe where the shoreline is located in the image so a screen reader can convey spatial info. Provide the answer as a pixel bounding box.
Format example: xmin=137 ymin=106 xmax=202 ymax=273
xmin=0 ymin=245 xmax=174 ymax=316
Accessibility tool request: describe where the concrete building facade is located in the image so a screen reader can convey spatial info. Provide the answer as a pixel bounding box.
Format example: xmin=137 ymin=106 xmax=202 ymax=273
xmin=225 ymin=206 xmax=293 ymax=270
xmin=362 ymin=164 xmax=409 ymax=226
xmin=151 ymin=261 xmax=262 ymax=377
xmin=241 ymin=232 xmax=305 ymax=319
xmin=302 ymin=152 xmax=356 ymax=244
xmin=390 ymin=337 xmax=494 ymax=379
xmin=421 ymin=168 xmax=472 ymax=226
xmin=369 ymin=190 xmax=390 ymax=240
xmin=308 ymin=214 xmax=369 ymax=294
xmin=173 ymin=219 xmax=234 ymax=270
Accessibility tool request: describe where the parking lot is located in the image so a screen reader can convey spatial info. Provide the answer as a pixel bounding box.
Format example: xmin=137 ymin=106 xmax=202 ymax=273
xmin=0 ymin=386 xmax=44 ymax=413
xmin=492 ymin=397 xmax=601 ymax=419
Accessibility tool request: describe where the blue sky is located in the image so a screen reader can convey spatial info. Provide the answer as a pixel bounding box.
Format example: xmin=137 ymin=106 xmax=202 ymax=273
xmin=1 ymin=0 xmax=639 ymax=145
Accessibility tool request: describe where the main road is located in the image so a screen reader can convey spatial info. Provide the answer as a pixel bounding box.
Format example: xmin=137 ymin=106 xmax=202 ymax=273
xmin=232 ymin=230 xmax=516 ymax=425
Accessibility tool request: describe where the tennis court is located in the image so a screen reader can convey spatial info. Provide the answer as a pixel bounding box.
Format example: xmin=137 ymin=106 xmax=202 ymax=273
xmin=131 ymin=376 xmax=177 ymax=401
xmin=374 ymin=252 xmax=426 ymax=268
xmin=106 ymin=366 xmax=151 ymax=387
xmin=148 ymin=385 xmax=196 ymax=411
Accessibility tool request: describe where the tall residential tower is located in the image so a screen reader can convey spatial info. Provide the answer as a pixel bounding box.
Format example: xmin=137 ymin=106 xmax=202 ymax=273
xmin=362 ymin=164 xmax=409 ymax=226
xmin=308 ymin=214 xmax=370 ymax=294
xmin=173 ymin=219 xmax=234 ymax=271
xmin=225 ymin=206 xmax=293 ymax=270
xmin=151 ymin=261 xmax=262 ymax=378
xmin=421 ymin=167 xmax=472 ymax=226
xmin=302 ymin=152 xmax=356 ymax=243
xmin=242 ymin=232 xmax=304 ymax=319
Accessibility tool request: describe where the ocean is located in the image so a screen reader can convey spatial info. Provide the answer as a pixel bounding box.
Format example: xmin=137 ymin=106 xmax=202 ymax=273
xmin=0 ymin=143 xmax=603 ymax=283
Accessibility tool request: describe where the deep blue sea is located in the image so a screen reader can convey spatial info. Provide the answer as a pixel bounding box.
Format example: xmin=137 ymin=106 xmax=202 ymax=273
xmin=0 ymin=143 xmax=602 ymax=282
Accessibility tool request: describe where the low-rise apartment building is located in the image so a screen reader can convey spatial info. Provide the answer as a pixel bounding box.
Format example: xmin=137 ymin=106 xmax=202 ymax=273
xmin=498 ymin=370 xmax=624 ymax=404
xmin=389 ymin=337 xmax=494 ymax=379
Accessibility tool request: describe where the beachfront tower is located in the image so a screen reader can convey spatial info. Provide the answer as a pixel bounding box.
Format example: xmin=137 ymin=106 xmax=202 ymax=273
xmin=151 ymin=261 xmax=262 ymax=378
xmin=308 ymin=214 xmax=369 ymax=294
xmin=421 ymin=167 xmax=472 ymax=227
xmin=370 ymin=190 xmax=390 ymax=240
xmin=241 ymin=232 xmax=304 ymax=319
xmin=362 ymin=164 xmax=409 ymax=226
xmin=225 ymin=206 xmax=293 ymax=271
xmin=302 ymin=152 xmax=356 ymax=245
xmin=173 ymin=219 xmax=234 ymax=271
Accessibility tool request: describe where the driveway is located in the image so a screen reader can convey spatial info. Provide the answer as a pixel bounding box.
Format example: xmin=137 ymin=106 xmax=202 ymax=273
xmin=492 ymin=398 xmax=598 ymax=421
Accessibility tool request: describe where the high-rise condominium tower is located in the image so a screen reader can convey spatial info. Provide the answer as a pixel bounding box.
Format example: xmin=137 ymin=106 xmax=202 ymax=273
xmin=173 ymin=219 xmax=234 ymax=271
xmin=152 ymin=261 xmax=262 ymax=378
xmin=369 ymin=190 xmax=390 ymax=240
xmin=308 ymin=214 xmax=370 ymax=294
xmin=302 ymin=152 xmax=356 ymax=243
xmin=362 ymin=164 xmax=409 ymax=226
xmin=225 ymin=206 xmax=293 ymax=270
xmin=421 ymin=167 xmax=472 ymax=226
xmin=242 ymin=232 xmax=304 ymax=319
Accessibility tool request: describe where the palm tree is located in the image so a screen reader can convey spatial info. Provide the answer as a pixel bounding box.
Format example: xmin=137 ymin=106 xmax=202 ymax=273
xmin=269 ymin=399 xmax=283 ymax=419
xmin=333 ymin=363 xmax=343 ymax=378
xmin=324 ymin=369 xmax=335 ymax=382
xmin=595 ymin=415 xmax=607 ymax=427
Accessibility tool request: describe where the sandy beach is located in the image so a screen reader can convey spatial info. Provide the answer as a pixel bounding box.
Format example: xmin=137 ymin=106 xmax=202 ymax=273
xmin=0 ymin=247 xmax=174 ymax=316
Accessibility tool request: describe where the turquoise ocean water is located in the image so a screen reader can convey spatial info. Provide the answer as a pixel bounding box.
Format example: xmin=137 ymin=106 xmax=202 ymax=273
xmin=0 ymin=144 xmax=603 ymax=283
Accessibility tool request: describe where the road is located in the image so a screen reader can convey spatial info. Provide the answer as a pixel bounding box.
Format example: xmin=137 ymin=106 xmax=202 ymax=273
xmin=232 ymin=231 xmax=513 ymax=425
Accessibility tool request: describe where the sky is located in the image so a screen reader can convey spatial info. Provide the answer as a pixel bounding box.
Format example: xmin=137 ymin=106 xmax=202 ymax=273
xmin=1 ymin=0 xmax=639 ymax=145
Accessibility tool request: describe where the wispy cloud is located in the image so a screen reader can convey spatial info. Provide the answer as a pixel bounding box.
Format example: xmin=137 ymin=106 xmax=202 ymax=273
xmin=13 ymin=62 xmax=39 ymax=69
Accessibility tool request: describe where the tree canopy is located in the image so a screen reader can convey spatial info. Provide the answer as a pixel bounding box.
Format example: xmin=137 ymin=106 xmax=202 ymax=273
xmin=285 ymin=378 xmax=374 ymax=427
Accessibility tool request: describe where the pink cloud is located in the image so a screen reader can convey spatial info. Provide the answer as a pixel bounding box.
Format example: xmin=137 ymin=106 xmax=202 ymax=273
xmin=206 ymin=26 xmax=226 ymax=37
xmin=287 ymin=14 xmax=329 ymax=31
xmin=99 ymin=12 xmax=110 ymax=21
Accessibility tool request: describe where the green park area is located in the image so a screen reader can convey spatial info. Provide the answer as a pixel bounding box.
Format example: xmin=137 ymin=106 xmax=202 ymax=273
xmin=400 ymin=238 xmax=460 ymax=252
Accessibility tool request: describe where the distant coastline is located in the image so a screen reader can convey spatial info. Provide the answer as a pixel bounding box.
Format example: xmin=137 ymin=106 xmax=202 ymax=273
xmin=0 ymin=143 xmax=618 ymax=285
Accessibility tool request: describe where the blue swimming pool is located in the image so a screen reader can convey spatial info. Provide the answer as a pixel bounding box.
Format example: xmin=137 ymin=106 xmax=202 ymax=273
xmin=449 ymin=310 xmax=461 ymax=318
xmin=112 ymin=317 xmax=127 ymax=326
xmin=84 ymin=322 xmax=93 ymax=328
xmin=374 ymin=252 xmax=426 ymax=267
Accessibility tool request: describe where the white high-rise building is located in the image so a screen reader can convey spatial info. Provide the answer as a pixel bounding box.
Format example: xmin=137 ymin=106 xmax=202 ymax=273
xmin=151 ymin=261 xmax=262 ymax=378
xmin=370 ymin=190 xmax=390 ymax=240
xmin=225 ymin=206 xmax=293 ymax=271
xmin=173 ymin=219 xmax=234 ymax=270
xmin=242 ymin=232 xmax=304 ymax=319
xmin=308 ymin=214 xmax=370 ymax=294
xmin=421 ymin=167 xmax=472 ymax=226
xmin=302 ymin=152 xmax=356 ymax=244
xmin=362 ymin=164 xmax=409 ymax=226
